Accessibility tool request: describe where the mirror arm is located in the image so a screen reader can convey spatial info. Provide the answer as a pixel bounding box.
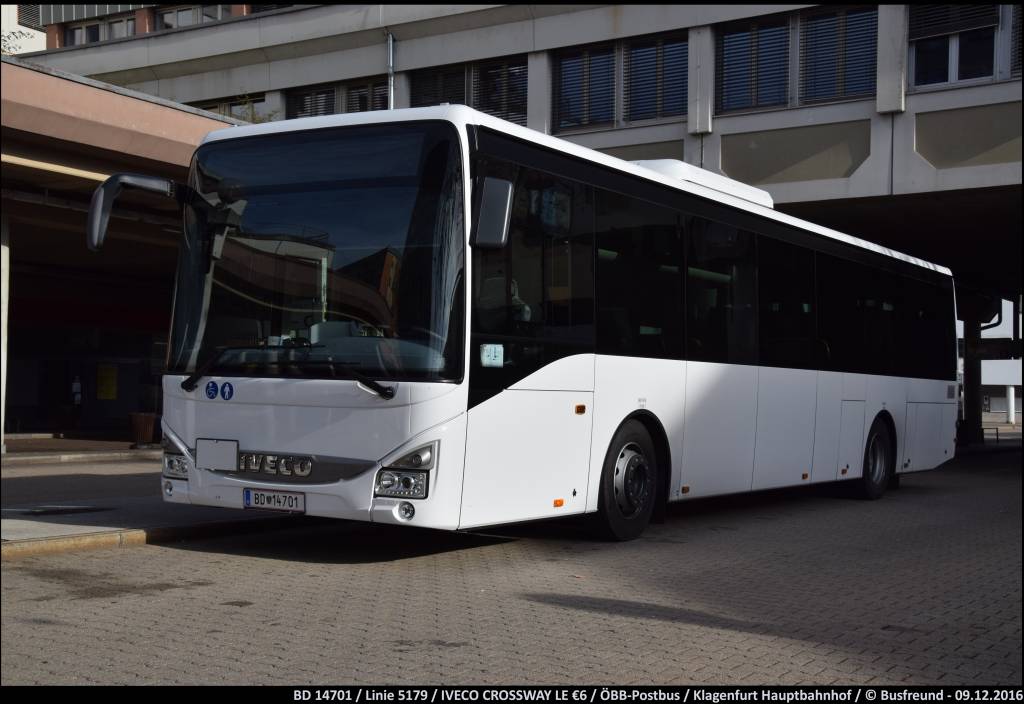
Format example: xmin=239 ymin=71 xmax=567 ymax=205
xmin=87 ymin=173 xmax=179 ymax=252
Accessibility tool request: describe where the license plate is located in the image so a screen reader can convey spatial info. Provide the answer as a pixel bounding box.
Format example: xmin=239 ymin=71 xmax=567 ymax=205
xmin=242 ymin=488 xmax=305 ymax=513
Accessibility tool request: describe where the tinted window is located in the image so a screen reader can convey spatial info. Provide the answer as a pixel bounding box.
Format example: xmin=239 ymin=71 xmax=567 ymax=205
xmin=471 ymin=159 xmax=595 ymax=403
xmin=596 ymin=190 xmax=682 ymax=358
xmin=758 ymin=236 xmax=815 ymax=368
xmin=900 ymin=278 xmax=956 ymax=380
xmin=914 ymin=36 xmax=950 ymax=85
xmin=958 ymin=27 xmax=995 ymax=79
xmin=817 ymin=254 xmax=868 ymax=373
xmin=862 ymin=267 xmax=902 ymax=376
xmin=686 ymin=219 xmax=756 ymax=364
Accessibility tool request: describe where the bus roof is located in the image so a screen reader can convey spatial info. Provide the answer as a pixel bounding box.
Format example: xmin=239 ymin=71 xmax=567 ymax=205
xmin=201 ymin=105 xmax=953 ymax=278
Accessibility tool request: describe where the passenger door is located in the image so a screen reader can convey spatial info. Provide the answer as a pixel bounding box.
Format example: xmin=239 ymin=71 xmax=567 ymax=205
xmin=460 ymin=159 xmax=595 ymax=528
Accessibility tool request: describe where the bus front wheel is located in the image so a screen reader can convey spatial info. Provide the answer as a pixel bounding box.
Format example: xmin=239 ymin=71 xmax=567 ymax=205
xmin=854 ymin=417 xmax=894 ymax=500
xmin=596 ymin=420 xmax=658 ymax=541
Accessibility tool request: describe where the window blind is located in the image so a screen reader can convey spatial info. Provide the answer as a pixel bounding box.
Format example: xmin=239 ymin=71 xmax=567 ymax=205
xmin=800 ymin=7 xmax=878 ymax=103
xmin=345 ymin=80 xmax=388 ymax=113
xmin=624 ymin=32 xmax=688 ymax=121
xmin=410 ymin=64 xmax=467 ymax=108
xmin=285 ymin=85 xmax=336 ymax=119
xmin=908 ymin=4 xmax=999 ymax=41
xmin=1012 ymin=5 xmax=1022 ymax=77
xmin=552 ymin=43 xmax=616 ymax=131
xmin=471 ymin=55 xmax=528 ymax=126
xmin=716 ymin=19 xmax=790 ymax=113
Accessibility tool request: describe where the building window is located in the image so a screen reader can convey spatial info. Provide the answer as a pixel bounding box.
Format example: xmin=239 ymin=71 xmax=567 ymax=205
xmin=157 ymin=5 xmax=232 ymax=30
xmin=553 ymin=43 xmax=616 ymax=130
xmin=716 ymin=17 xmax=791 ymax=113
xmin=285 ymin=85 xmax=337 ymax=119
xmin=799 ymin=7 xmax=878 ymax=104
xmin=909 ymin=5 xmax=1000 ymax=86
xmin=344 ymin=78 xmax=388 ymax=113
xmin=472 ymin=56 xmax=528 ymax=126
xmin=624 ymin=33 xmax=688 ymax=122
xmin=17 ymin=5 xmax=42 ymax=31
xmin=410 ymin=65 xmax=466 ymax=107
xmin=411 ymin=56 xmax=528 ymax=126
xmin=65 ymin=15 xmax=138 ymax=46
xmin=1013 ymin=4 xmax=1022 ymax=77
xmin=195 ymin=94 xmax=272 ymax=122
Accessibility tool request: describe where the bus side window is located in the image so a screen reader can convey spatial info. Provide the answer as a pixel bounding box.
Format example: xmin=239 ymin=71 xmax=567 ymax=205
xmin=686 ymin=218 xmax=756 ymax=365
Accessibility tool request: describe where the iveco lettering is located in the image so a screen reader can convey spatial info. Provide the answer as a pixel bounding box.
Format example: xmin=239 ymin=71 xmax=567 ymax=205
xmin=87 ymin=106 xmax=957 ymax=539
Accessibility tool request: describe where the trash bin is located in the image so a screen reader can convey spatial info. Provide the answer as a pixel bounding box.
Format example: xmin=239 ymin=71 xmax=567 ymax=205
xmin=129 ymin=412 xmax=158 ymax=447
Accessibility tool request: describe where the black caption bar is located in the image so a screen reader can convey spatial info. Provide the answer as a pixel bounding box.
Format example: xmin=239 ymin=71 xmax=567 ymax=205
xmin=283 ymin=687 xmax=1022 ymax=704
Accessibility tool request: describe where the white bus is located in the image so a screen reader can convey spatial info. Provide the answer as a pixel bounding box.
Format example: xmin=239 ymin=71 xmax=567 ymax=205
xmin=86 ymin=105 xmax=958 ymax=540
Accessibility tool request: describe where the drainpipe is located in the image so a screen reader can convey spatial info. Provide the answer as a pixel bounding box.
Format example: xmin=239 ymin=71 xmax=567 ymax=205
xmin=386 ymin=30 xmax=395 ymax=110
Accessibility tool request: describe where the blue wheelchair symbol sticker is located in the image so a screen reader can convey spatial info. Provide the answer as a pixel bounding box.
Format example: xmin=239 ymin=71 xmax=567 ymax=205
xmin=205 ymin=381 xmax=218 ymax=399
xmin=220 ymin=382 xmax=234 ymax=401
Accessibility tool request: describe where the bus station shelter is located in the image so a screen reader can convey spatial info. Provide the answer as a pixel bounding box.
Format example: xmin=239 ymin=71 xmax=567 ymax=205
xmin=0 ymin=55 xmax=240 ymax=449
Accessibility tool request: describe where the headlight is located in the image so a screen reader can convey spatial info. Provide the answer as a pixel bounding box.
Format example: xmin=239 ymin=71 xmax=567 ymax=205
xmin=162 ymin=453 xmax=189 ymax=480
xmin=375 ymin=469 xmax=428 ymax=499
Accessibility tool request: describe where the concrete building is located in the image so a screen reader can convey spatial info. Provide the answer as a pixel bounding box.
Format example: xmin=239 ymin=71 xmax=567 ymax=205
xmin=7 ymin=3 xmax=1023 ymax=442
xmin=1 ymin=5 xmax=46 ymax=53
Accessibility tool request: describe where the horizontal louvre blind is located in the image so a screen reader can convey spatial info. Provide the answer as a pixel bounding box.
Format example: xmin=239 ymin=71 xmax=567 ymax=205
xmin=471 ymin=55 xmax=528 ymax=126
xmin=17 ymin=5 xmax=42 ymax=31
xmin=716 ymin=19 xmax=790 ymax=113
xmin=1013 ymin=5 xmax=1022 ymax=77
xmin=410 ymin=64 xmax=467 ymax=108
xmin=908 ymin=4 xmax=999 ymax=41
xmin=553 ymin=43 xmax=615 ymax=132
xmin=800 ymin=7 xmax=877 ymax=103
xmin=345 ymin=80 xmax=388 ymax=113
xmin=624 ymin=32 xmax=688 ymax=121
xmin=286 ymin=85 xmax=336 ymax=119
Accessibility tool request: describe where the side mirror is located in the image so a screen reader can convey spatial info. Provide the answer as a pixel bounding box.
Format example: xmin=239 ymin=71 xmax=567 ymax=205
xmin=87 ymin=173 xmax=177 ymax=251
xmin=471 ymin=177 xmax=513 ymax=249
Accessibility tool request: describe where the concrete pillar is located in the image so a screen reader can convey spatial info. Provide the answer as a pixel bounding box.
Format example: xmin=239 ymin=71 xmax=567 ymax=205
xmin=134 ymin=7 xmax=155 ymax=35
xmin=962 ymin=317 xmax=984 ymax=445
xmin=1 ymin=215 xmax=9 ymax=454
xmin=263 ymin=90 xmax=286 ymax=121
xmin=1008 ymin=386 xmax=1017 ymax=425
xmin=230 ymin=5 xmax=251 ymax=18
xmin=876 ymin=5 xmax=907 ymax=113
xmin=45 ymin=24 xmax=61 ymax=49
xmin=687 ymin=26 xmax=714 ymax=135
xmin=527 ymin=51 xmax=551 ymax=134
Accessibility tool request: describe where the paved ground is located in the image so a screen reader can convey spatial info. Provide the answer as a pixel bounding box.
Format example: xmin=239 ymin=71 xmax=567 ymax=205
xmin=2 ymin=451 xmax=1020 ymax=686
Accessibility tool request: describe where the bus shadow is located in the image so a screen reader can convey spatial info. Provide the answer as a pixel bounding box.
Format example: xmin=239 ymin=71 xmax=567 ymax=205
xmin=164 ymin=519 xmax=512 ymax=564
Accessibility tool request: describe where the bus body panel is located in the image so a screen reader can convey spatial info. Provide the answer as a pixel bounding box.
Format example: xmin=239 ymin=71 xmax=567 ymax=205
xmin=587 ymin=355 xmax=687 ymax=512
xmin=810 ymin=371 xmax=843 ymax=483
xmin=679 ymin=362 xmax=758 ymax=499
xmin=161 ymin=375 xmax=469 ymax=528
xmin=752 ymin=367 xmax=818 ymax=491
xmin=460 ymin=388 xmax=593 ymax=529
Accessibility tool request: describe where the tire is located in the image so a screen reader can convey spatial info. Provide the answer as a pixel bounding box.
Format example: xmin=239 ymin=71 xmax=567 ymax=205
xmin=854 ymin=417 xmax=894 ymax=500
xmin=595 ymin=420 xmax=658 ymax=541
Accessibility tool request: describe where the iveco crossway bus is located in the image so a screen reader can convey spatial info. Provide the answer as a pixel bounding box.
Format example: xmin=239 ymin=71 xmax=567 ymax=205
xmin=86 ymin=105 xmax=958 ymax=540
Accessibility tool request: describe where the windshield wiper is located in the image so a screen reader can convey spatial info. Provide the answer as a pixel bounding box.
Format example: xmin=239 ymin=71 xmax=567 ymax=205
xmin=300 ymin=360 xmax=395 ymax=400
xmin=180 ymin=348 xmax=396 ymax=400
xmin=180 ymin=346 xmax=230 ymax=391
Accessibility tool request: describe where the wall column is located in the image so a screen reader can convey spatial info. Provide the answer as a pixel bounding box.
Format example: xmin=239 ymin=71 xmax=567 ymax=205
xmin=687 ymin=25 xmax=714 ymax=135
xmin=527 ymin=51 xmax=551 ymax=134
xmin=876 ymin=5 xmax=907 ymax=113
xmin=392 ymin=71 xmax=411 ymax=109
xmin=1008 ymin=386 xmax=1017 ymax=425
xmin=1 ymin=215 xmax=9 ymax=454
xmin=962 ymin=316 xmax=984 ymax=445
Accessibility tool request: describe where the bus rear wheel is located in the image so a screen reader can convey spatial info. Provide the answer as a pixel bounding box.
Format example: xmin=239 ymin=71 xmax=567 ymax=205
xmin=596 ymin=420 xmax=658 ymax=541
xmin=853 ymin=417 xmax=893 ymax=500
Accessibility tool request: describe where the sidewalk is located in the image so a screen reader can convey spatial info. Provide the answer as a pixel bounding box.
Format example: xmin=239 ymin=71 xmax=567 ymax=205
xmin=1 ymin=458 xmax=311 ymax=560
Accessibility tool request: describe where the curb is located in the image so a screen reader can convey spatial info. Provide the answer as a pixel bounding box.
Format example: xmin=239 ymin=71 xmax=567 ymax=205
xmin=1 ymin=514 xmax=324 ymax=560
xmin=2 ymin=450 xmax=163 ymax=466
xmin=954 ymin=442 xmax=1022 ymax=456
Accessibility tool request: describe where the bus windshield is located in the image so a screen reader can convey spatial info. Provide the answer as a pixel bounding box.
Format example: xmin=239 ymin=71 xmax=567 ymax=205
xmin=167 ymin=122 xmax=465 ymax=383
